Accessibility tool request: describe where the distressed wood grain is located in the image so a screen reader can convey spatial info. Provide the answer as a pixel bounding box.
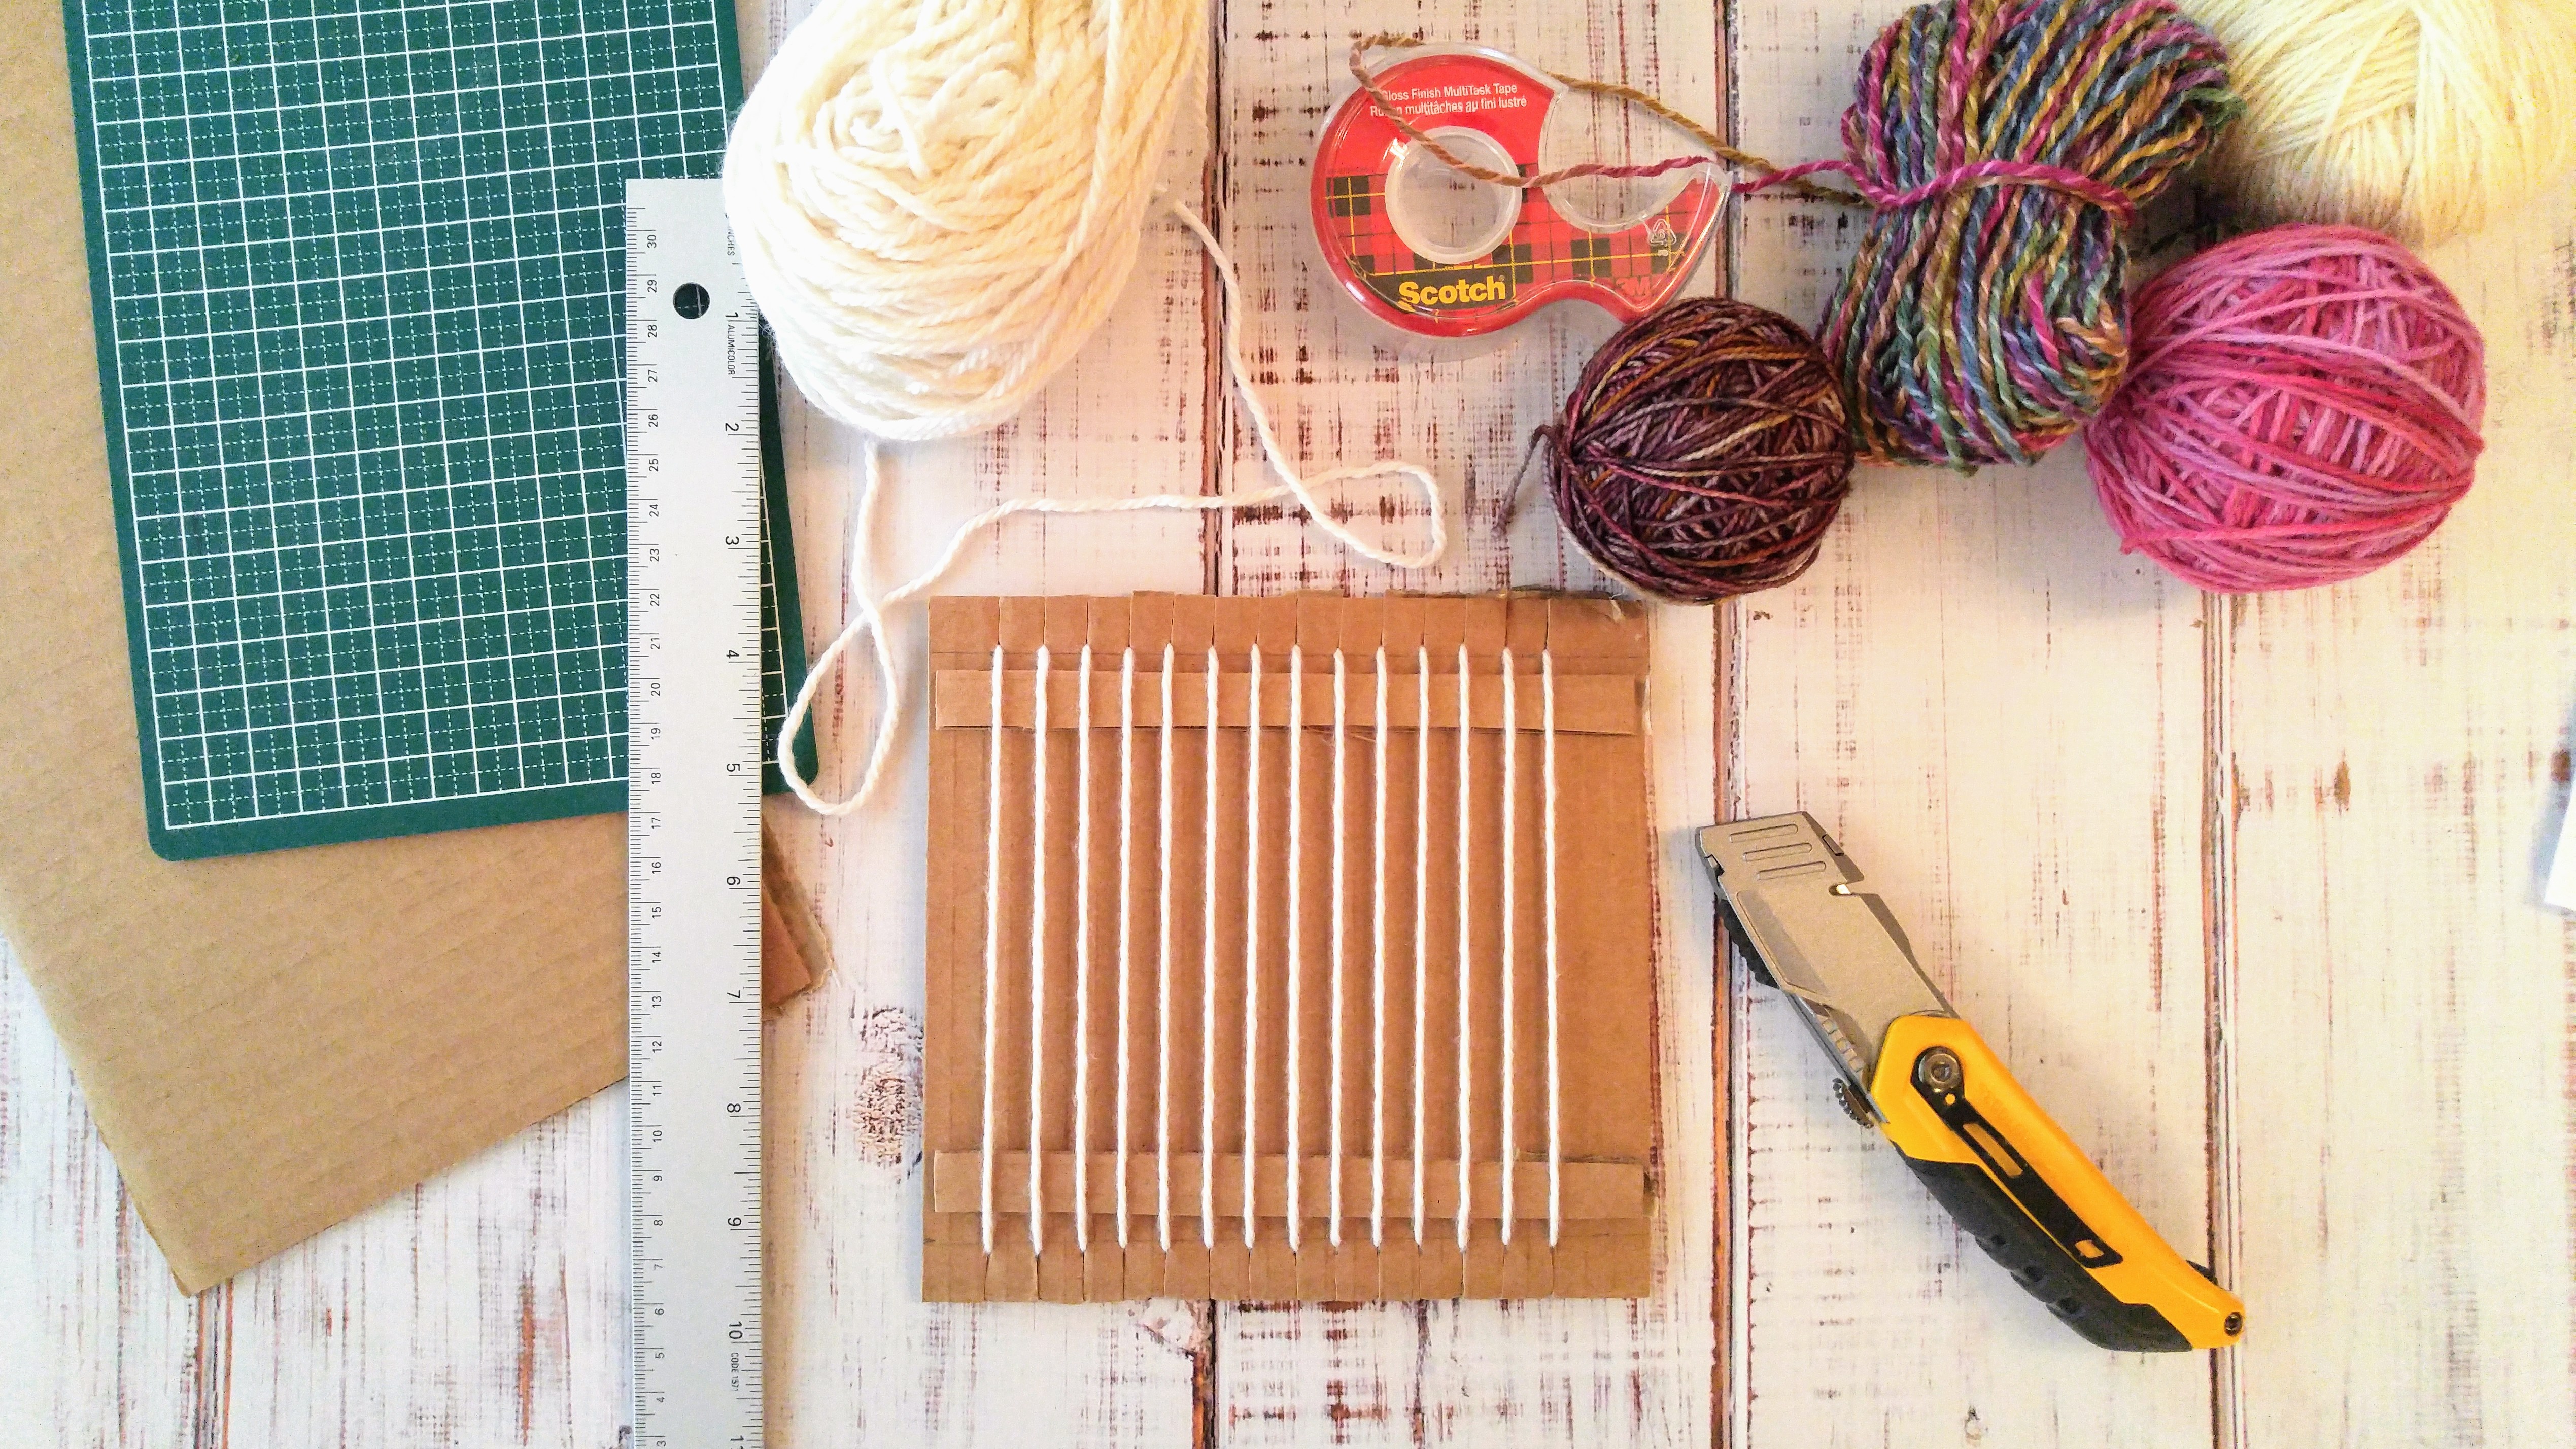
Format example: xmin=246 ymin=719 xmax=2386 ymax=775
xmin=208 ymin=1094 xmax=628 ymax=1447
xmin=1207 ymin=5 xmax=1723 ymax=1444
xmin=0 ymin=943 xmax=208 ymax=1447
xmin=2216 ymin=192 xmax=2576 ymax=1449
xmin=1727 ymin=3 xmax=2219 ymax=1442
xmin=0 ymin=932 xmax=627 ymax=1448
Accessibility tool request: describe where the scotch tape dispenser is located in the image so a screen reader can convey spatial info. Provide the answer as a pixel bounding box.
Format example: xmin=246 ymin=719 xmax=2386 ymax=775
xmin=1310 ymin=45 xmax=1725 ymax=340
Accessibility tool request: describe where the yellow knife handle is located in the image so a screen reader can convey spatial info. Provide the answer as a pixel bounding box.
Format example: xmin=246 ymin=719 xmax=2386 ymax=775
xmin=1870 ymin=1014 xmax=2246 ymax=1352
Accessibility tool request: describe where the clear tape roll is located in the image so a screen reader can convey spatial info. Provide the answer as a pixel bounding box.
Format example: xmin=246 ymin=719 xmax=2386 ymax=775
xmin=1309 ymin=45 xmax=1725 ymax=342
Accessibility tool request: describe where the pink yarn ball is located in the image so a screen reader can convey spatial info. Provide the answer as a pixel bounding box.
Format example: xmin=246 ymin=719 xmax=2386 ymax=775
xmin=2083 ymin=224 xmax=2485 ymax=593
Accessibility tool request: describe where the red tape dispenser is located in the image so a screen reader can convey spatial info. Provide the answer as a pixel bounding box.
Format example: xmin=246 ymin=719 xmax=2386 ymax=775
xmin=1311 ymin=46 xmax=1724 ymax=339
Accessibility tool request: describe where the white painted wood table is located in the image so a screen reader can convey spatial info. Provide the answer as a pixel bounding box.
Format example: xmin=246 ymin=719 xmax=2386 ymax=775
xmin=7 ymin=2 xmax=2573 ymax=1443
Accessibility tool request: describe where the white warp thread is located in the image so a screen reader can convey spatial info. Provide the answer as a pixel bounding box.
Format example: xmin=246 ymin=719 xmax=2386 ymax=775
xmin=1285 ymin=646 xmax=1304 ymax=1253
xmin=1542 ymin=649 xmax=1562 ymax=1246
xmin=1116 ymin=647 xmax=1137 ymax=1248
xmin=981 ymin=642 xmax=1570 ymax=1254
xmin=1454 ymin=645 xmax=1472 ymax=1253
xmin=1499 ymin=648 xmax=1516 ymax=1246
xmin=980 ymin=645 xmax=1004 ymax=1255
xmin=1156 ymin=646 xmax=1176 ymax=1253
xmin=1027 ymin=644 xmax=1052 ymax=1256
xmin=1241 ymin=645 xmax=1262 ymax=1249
xmin=1369 ymin=646 xmax=1389 ymax=1249
xmin=1200 ymin=649 xmax=1219 ymax=1247
xmin=1073 ymin=646 xmax=1094 ymax=1252
xmin=1328 ymin=650 xmax=1347 ymax=1249
xmin=1412 ymin=647 xmax=1430 ymax=1245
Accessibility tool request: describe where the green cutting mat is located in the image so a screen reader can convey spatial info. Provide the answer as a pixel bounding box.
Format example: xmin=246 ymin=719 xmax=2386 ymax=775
xmin=61 ymin=0 xmax=812 ymax=859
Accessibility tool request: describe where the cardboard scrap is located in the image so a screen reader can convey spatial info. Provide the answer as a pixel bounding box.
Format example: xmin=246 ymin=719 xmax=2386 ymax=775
xmin=762 ymin=822 xmax=830 ymax=1008
xmin=0 ymin=12 xmax=625 ymax=1293
xmin=921 ymin=595 xmax=1657 ymax=1302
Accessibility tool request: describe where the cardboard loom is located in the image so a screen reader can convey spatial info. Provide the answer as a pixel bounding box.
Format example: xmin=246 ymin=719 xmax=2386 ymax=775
xmin=921 ymin=595 xmax=1656 ymax=1302
xmin=0 ymin=12 xmax=630 ymax=1293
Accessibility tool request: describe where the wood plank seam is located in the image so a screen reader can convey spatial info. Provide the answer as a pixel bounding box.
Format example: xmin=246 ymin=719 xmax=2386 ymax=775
xmin=2202 ymin=591 xmax=2244 ymax=1449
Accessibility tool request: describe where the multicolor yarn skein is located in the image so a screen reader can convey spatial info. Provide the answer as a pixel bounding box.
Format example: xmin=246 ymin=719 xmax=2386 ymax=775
xmin=2083 ymin=225 xmax=2484 ymax=594
xmin=1748 ymin=0 xmax=2239 ymax=469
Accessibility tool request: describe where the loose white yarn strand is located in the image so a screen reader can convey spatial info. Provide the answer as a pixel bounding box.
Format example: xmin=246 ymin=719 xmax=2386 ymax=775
xmin=738 ymin=0 xmax=1450 ymax=816
xmin=770 ymin=200 xmax=1449 ymax=816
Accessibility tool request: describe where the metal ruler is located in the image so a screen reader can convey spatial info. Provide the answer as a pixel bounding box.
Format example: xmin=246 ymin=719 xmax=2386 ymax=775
xmin=623 ymin=178 xmax=764 ymax=1449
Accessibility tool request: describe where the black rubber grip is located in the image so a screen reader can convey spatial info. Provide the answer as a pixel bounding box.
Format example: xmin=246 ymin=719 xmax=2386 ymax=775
xmin=1901 ymin=1156 xmax=2191 ymax=1353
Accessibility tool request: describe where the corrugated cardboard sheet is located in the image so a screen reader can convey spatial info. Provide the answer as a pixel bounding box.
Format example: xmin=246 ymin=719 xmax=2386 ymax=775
xmin=0 ymin=8 xmax=624 ymax=1293
xmin=922 ymin=595 xmax=1656 ymax=1301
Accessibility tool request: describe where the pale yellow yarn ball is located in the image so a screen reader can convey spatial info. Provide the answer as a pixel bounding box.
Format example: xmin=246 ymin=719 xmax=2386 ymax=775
xmin=2185 ymin=0 xmax=2576 ymax=247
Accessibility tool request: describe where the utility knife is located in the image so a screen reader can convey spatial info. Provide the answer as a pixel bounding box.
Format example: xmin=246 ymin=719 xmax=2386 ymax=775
xmin=1698 ymin=813 xmax=2245 ymax=1352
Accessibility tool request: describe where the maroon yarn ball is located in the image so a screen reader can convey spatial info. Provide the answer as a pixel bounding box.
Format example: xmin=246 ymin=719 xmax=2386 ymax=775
xmin=2083 ymin=224 xmax=2486 ymax=593
xmin=1539 ymin=298 xmax=1856 ymax=604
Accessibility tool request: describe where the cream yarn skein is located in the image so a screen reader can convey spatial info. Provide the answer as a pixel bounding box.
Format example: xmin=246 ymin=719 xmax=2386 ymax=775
xmin=725 ymin=0 xmax=1204 ymax=438
xmin=2187 ymin=0 xmax=2576 ymax=247
xmin=725 ymin=0 xmax=1448 ymax=814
